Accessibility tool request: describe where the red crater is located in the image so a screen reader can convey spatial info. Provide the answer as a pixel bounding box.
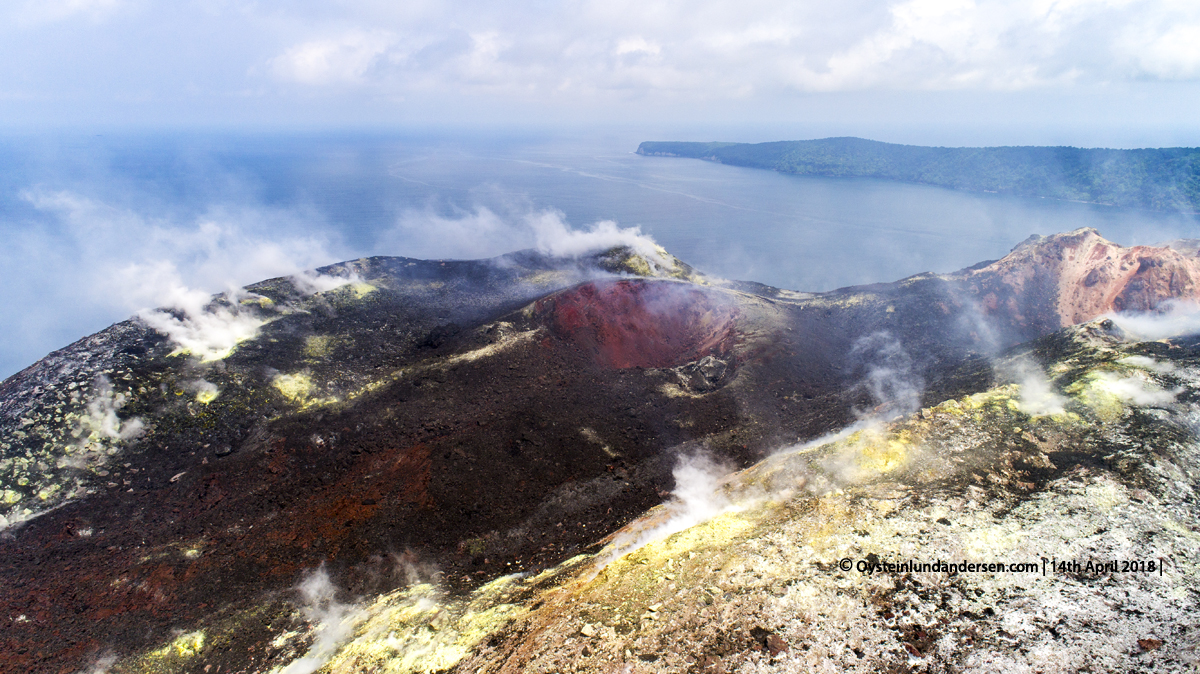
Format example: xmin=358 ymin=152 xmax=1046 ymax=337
xmin=535 ymin=279 xmax=739 ymax=369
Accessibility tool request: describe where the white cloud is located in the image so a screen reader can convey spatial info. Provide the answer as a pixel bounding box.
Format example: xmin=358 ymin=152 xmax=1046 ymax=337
xmin=615 ymin=36 xmax=661 ymax=56
xmin=270 ymin=30 xmax=397 ymax=85
xmin=2 ymin=0 xmax=1199 ymax=124
xmin=249 ymin=0 xmax=1200 ymax=100
xmin=1128 ymin=22 xmax=1200 ymax=79
xmin=10 ymin=0 xmax=122 ymax=25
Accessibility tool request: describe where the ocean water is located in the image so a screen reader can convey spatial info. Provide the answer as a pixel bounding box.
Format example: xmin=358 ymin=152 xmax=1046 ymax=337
xmin=1 ymin=129 xmax=1197 ymax=379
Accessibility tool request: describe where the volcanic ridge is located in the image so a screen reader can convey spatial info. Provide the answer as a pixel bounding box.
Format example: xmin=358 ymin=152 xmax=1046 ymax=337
xmin=1 ymin=228 xmax=1199 ymax=673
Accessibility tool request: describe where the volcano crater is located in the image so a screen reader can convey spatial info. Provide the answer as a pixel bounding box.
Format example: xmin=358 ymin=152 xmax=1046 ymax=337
xmin=534 ymin=279 xmax=740 ymax=370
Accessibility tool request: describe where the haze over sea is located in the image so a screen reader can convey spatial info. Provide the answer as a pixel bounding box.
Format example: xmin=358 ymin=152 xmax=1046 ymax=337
xmin=2 ymin=128 xmax=1198 ymax=380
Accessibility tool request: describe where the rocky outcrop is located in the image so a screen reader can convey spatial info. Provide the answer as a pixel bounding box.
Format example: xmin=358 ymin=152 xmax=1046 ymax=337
xmin=956 ymin=228 xmax=1200 ymax=340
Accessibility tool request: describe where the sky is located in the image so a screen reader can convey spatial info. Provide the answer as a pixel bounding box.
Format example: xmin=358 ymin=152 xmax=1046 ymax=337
xmin=3 ymin=0 xmax=1200 ymax=139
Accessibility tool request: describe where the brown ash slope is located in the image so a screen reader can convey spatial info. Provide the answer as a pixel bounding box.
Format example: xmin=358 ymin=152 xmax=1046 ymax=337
xmin=0 ymin=228 xmax=1197 ymax=673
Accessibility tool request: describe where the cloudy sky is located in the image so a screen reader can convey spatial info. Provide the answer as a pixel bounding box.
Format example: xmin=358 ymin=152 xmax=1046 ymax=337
xmin=3 ymin=0 xmax=1200 ymax=134
xmin=3 ymin=0 xmax=1200 ymax=378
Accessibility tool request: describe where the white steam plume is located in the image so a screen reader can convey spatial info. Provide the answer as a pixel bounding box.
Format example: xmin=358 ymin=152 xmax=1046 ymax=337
xmin=77 ymin=652 xmax=118 ymax=674
xmin=595 ymin=336 xmax=926 ymax=567
xmin=849 ymin=331 xmax=924 ymax=420
xmin=596 ymin=332 xmax=928 ymax=564
xmin=954 ymin=292 xmax=1003 ymax=355
xmin=290 ymin=269 xmax=362 ymax=295
xmin=381 ymin=205 xmax=669 ymax=267
xmin=600 ymin=451 xmax=734 ymax=563
xmin=132 ymin=263 xmax=360 ymax=361
xmin=134 ymin=283 xmax=268 ymax=362
xmin=1120 ymin=355 xmax=1176 ymax=375
xmin=10 ymin=190 xmax=347 ymax=371
xmin=526 ymin=210 xmax=669 ymax=268
xmin=383 ymin=206 xmax=527 ymax=260
xmin=183 ymin=378 xmax=220 ymax=403
xmin=73 ymin=374 xmax=144 ymax=450
xmin=1005 ymin=359 xmax=1068 ymax=416
xmin=1106 ymin=301 xmax=1200 ymax=341
xmin=1091 ymin=372 xmax=1179 ymax=407
xmin=277 ymin=566 xmax=365 ymax=674
xmin=1 ymin=376 xmax=142 ymax=531
xmin=666 ymin=452 xmax=734 ymax=532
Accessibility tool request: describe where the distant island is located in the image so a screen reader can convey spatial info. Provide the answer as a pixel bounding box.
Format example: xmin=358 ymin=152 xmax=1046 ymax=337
xmin=637 ymin=137 xmax=1200 ymax=212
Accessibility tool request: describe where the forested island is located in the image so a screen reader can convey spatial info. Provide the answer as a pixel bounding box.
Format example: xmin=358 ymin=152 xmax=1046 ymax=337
xmin=637 ymin=137 xmax=1200 ymax=212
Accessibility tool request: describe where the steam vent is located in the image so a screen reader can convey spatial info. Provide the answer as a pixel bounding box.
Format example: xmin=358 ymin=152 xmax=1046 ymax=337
xmin=3 ymin=227 xmax=1200 ymax=673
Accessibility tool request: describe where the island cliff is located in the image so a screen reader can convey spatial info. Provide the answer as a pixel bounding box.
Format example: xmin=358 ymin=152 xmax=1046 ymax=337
xmin=637 ymin=138 xmax=1200 ymax=212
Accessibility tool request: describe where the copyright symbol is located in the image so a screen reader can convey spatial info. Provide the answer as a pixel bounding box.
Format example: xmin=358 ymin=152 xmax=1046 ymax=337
xmin=838 ymin=558 xmax=853 ymax=571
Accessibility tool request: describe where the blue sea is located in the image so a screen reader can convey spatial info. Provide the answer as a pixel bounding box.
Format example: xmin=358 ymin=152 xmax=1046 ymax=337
xmin=1 ymin=129 xmax=1197 ymax=379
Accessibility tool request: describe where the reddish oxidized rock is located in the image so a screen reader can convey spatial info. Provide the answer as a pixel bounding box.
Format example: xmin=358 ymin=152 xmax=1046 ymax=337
xmin=535 ymin=279 xmax=739 ymax=369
